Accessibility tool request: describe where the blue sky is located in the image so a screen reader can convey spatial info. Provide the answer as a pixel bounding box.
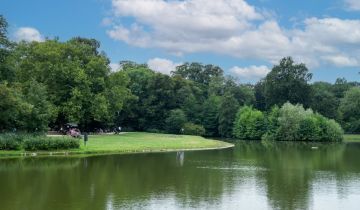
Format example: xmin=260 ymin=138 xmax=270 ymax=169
xmin=1 ymin=0 xmax=360 ymax=83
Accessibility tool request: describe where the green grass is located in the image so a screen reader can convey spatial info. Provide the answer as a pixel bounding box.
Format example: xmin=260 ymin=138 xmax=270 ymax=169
xmin=0 ymin=132 xmax=234 ymax=157
xmin=344 ymin=134 xmax=360 ymax=143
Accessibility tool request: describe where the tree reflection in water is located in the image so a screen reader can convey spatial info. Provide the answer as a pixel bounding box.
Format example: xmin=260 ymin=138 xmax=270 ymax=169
xmin=0 ymin=142 xmax=360 ymax=210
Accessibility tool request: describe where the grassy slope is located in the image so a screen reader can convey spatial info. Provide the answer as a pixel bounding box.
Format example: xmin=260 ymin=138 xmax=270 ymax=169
xmin=0 ymin=132 xmax=234 ymax=157
xmin=344 ymin=134 xmax=360 ymax=143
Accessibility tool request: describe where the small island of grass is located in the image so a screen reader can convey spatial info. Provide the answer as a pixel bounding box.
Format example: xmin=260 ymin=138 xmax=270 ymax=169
xmin=0 ymin=132 xmax=234 ymax=157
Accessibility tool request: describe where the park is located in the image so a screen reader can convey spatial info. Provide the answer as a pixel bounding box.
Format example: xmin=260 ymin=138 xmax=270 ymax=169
xmin=1 ymin=1 xmax=360 ymax=208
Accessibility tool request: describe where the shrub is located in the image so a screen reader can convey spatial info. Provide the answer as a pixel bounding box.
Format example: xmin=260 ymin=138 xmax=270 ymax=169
xmin=263 ymin=102 xmax=344 ymax=142
xmin=0 ymin=133 xmax=27 ymax=150
xmin=296 ymin=116 xmax=321 ymax=141
xmin=182 ymin=123 xmax=205 ymax=136
xmin=263 ymin=106 xmax=280 ymax=140
xmin=316 ymin=116 xmax=343 ymax=142
xmin=233 ymin=106 xmax=265 ymax=140
xmin=23 ymin=137 xmax=80 ymax=151
xmin=0 ymin=138 xmax=21 ymax=150
xmin=276 ymin=103 xmax=313 ymax=141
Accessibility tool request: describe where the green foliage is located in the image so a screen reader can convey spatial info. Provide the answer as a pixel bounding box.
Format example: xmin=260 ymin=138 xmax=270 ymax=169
xmin=172 ymin=62 xmax=223 ymax=85
xmin=165 ymin=109 xmax=187 ymax=134
xmin=182 ymin=123 xmax=205 ymax=136
xmin=310 ymin=82 xmax=339 ymax=119
xmin=263 ymin=57 xmax=312 ymax=109
xmin=0 ymin=133 xmax=80 ymax=151
xmin=339 ymin=87 xmax=360 ymax=133
xmin=233 ymin=106 xmax=265 ymax=140
xmin=0 ymin=133 xmax=22 ymax=150
xmin=0 ymin=83 xmax=32 ymax=131
xmin=23 ymin=137 xmax=80 ymax=151
xmin=202 ymin=95 xmax=221 ymax=136
xmin=21 ymin=80 xmax=56 ymax=132
xmin=9 ymin=38 xmax=132 ymax=130
xmin=218 ymin=93 xmax=239 ymax=137
xmin=263 ymin=102 xmax=343 ymax=142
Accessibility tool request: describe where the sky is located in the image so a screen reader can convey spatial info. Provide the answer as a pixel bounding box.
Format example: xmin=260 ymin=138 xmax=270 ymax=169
xmin=1 ymin=0 xmax=360 ymax=83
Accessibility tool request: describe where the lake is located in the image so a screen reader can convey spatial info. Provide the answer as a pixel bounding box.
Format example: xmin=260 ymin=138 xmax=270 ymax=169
xmin=1 ymin=141 xmax=360 ymax=210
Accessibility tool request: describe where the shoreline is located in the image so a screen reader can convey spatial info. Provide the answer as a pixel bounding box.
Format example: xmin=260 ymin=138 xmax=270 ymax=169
xmin=0 ymin=132 xmax=234 ymax=158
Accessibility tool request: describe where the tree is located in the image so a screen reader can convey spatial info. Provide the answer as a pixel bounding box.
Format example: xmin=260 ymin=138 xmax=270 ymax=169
xmin=21 ymin=80 xmax=56 ymax=132
xmin=254 ymin=80 xmax=266 ymax=111
xmin=165 ymin=109 xmax=187 ymax=134
xmin=233 ymin=106 xmax=265 ymax=140
xmin=310 ymin=82 xmax=338 ymax=119
xmin=172 ymin=62 xmax=223 ymax=85
xmin=202 ymin=95 xmax=221 ymax=136
xmin=0 ymin=83 xmax=31 ymax=131
xmin=218 ymin=93 xmax=239 ymax=137
xmin=9 ymin=38 xmax=123 ymax=130
xmin=263 ymin=57 xmax=312 ymax=109
xmin=0 ymin=15 xmax=14 ymax=82
xmin=339 ymin=87 xmax=360 ymax=133
xmin=263 ymin=102 xmax=343 ymax=142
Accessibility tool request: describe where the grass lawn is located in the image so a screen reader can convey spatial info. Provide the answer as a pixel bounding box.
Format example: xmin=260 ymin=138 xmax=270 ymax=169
xmin=0 ymin=132 xmax=234 ymax=157
xmin=344 ymin=134 xmax=360 ymax=143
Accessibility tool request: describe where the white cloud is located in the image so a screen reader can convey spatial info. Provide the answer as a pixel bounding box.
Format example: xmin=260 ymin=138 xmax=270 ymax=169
xmin=230 ymin=65 xmax=270 ymax=80
xmin=321 ymin=55 xmax=359 ymax=67
xmin=147 ymin=58 xmax=182 ymax=75
xmin=109 ymin=63 xmax=121 ymax=72
xmin=345 ymin=0 xmax=360 ymax=11
xmin=107 ymin=0 xmax=360 ymax=68
xmin=14 ymin=27 xmax=43 ymax=42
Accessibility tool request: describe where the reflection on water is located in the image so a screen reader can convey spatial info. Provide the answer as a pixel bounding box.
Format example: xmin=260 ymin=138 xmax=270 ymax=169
xmin=176 ymin=151 xmax=184 ymax=166
xmin=0 ymin=141 xmax=360 ymax=210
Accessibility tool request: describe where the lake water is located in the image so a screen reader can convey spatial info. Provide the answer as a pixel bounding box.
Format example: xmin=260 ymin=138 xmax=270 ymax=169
xmin=1 ymin=141 xmax=360 ymax=210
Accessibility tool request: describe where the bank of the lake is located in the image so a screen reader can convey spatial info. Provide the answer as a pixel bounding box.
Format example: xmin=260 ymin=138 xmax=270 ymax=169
xmin=0 ymin=132 xmax=234 ymax=157
xmin=344 ymin=134 xmax=360 ymax=143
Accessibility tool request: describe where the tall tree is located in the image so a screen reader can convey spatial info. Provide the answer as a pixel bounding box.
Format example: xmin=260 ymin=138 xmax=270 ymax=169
xmin=0 ymin=15 xmax=14 ymax=82
xmin=263 ymin=57 xmax=312 ymax=109
xmin=310 ymin=82 xmax=338 ymax=119
xmin=339 ymin=87 xmax=360 ymax=133
xmin=172 ymin=62 xmax=223 ymax=85
xmin=202 ymin=95 xmax=221 ymax=136
xmin=218 ymin=93 xmax=239 ymax=137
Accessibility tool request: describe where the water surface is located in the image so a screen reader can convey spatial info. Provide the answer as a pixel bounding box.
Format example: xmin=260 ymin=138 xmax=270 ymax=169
xmin=1 ymin=141 xmax=360 ymax=210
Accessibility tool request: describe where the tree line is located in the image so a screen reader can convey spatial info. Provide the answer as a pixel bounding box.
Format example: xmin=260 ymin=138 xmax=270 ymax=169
xmin=1 ymin=15 xmax=359 ymax=139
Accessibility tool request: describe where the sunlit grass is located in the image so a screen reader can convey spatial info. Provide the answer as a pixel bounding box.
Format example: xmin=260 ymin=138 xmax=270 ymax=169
xmin=0 ymin=132 xmax=233 ymax=157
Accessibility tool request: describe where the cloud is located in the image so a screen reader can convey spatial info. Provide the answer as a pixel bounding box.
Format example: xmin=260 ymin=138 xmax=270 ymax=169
xmin=321 ymin=55 xmax=359 ymax=67
xmin=147 ymin=58 xmax=182 ymax=75
xmin=230 ymin=65 xmax=270 ymax=80
xmin=109 ymin=63 xmax=121 ymax=72
xmin=345 ymin=0 xmax=360 ymax=11
xmin=107 ymin=0 xmax=360 ymax=68
xmin=14 ymin=27 xmax=43 ymax=42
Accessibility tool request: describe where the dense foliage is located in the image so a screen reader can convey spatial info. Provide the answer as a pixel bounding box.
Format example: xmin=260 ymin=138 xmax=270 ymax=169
xmin=23 ymin=137 xmax=80 ymax=151
xmin=0 ymin=133 xmax=79 ymax=151
xmin=0 ymin=15 xmax=358 ymax=140
xmin=234 ymin=103 xmax=343 ymax=142
xmin=233 ymin=106 xmax=265 ymax=140
xmin=182 ymin=123 xmax=205 ymax=136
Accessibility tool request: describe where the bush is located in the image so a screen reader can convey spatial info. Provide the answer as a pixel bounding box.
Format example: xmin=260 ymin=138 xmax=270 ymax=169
xmin=263 ymin=102 xmax=343 ymax=142
xmin=0 ymin=138 xmax=21 ymax=150
xmin=23 ymin=137 xmax=80 ymax=151
xmin=0 ymin=133 xmax=27 ymax=150
xmin=296 ymin=116 xmax=321 ymax=141
xmin=233 ymin=106 xmax=265 ymax=140
xmin=182 ymin=123 xmax=205 ymax=136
